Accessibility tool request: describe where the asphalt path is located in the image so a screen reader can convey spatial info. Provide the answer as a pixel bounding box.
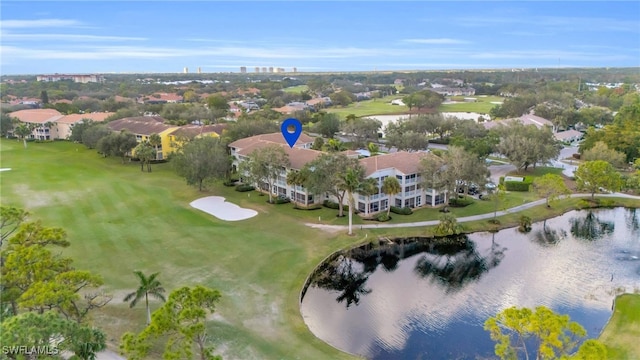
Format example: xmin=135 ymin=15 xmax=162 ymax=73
xmin=306 ymin=193 xmax=640 ymax=231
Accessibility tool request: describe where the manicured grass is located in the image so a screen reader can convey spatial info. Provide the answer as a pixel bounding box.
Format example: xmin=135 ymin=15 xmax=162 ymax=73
xmin=282 ymin=85 xmax=309 ymax=93
xmin=599 ymin=294 xmax=640 ymax=359
xmin=2 ymin=139 xmax=638 ymax=359
xmin=0 ymin=139 xmax=356 ymax=359
xmin=327 ymin=95 xmax=407 ymax=118
xmin=325 ymin=94 xmax=504 ymax=118
xmin=438 ymin=95 xmax=505 ymax=114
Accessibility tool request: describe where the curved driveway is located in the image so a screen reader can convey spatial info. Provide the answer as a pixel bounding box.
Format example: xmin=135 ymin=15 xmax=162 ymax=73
xmin=306 ymin=193 xmax=640 ymax=231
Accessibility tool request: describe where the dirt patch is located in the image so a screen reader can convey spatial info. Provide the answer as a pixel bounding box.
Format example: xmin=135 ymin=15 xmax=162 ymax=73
xmin=12 ymin=184 xmax=92 ymax=209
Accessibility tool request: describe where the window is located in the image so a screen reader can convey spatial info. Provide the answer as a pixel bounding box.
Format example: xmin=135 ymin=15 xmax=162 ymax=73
xmin=396 ymin=175 xmax=403 ymax=181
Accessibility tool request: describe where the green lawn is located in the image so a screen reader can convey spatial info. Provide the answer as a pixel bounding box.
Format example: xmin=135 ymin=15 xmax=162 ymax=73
xmin=325 ymin=95 xmax=504 ymax=119
xmin=1 ymin=139 xmax=638 ymax=359
xmin=439 ymin=95 xmax=505 ymax=114
xmin=0 ymin=139 xmax=356 ymax=360
xmin=282 ymin=85 xmax=309 ymax=93
xmin=326 ymin=95 xmax=407 ymax=118
xmin=600 ymin=294 xmax=640 ymax=359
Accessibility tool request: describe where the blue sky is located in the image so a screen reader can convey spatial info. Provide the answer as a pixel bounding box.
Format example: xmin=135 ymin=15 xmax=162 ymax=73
xmin=1 ymin=1 xmax=639 ymax=75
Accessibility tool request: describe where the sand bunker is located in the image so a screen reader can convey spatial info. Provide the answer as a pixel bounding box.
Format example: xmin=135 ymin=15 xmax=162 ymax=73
xmin=190 ymin=196 xmax=258 ymax=221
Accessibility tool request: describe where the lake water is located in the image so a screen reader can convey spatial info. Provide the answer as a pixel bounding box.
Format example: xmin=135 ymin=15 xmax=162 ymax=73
xmin=300 ymin=208 xmax=640 ymax=359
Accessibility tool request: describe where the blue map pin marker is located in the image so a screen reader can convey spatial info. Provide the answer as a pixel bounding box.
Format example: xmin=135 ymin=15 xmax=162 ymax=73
xmin=280 ymin=118 xmax=302 ymax=148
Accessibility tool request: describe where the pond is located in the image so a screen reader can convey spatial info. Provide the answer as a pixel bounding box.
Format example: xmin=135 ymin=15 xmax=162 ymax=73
xmin=300 ymin=208 xmax=640 ymax=359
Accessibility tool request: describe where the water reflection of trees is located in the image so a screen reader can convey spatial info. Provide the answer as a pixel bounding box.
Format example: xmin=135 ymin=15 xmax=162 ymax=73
xmin=532 ymin=220 xmax=567 ymax=247
xmin=625 ymin=208 xmax=639 ymax=237
xmin=413 ymin=234 xmax=505 ymax=293
xmin=570 ymin=211 xmax=615 ymax=241
xmin=308 ymin=255 xmax=372 ymax=308
xmin=304 ymin=236 xmax=506 ymax=307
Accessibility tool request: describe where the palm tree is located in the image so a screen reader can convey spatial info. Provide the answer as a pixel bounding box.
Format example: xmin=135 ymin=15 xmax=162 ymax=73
xmin=381 ymin=176 xmax=401 ymax=217
xmin=286 ymin=170 xmax=308 ymax=208
xmin=123 ymin=271 xmax=166 ymax=325
xmin=148 ymin=133 xmax=162 ymax=160
xmin=367 ymin=142 xmax=379 ymax=156
xmin=14 ymin=123 xmax=32 ymax=148
xmin=338 ymin=165 xmax=376 ymax=235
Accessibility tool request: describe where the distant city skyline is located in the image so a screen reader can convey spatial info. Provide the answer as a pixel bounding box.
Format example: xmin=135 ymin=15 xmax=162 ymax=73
xmin=1 ymin=1 xmax=639 ymax=75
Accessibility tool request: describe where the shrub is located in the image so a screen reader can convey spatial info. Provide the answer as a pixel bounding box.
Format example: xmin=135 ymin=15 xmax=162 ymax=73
xmin=449 ymin=197 xmax=474 ymax=207
xmin=223 ymin=179 xmax=239 ymax=187
xmin=390 ymin=206 xmax=413 ymax=215
xmin=322 ymin=200 xmax=351 ymax=212
xmin=376 ymin=213 xmax=391 ymax=222
xmin=269 ymin=196 xmax=290 ymax=204
xmin=518 ymin=215 xmax=532 ymax=233
xmin=504 ymin=181 xmax=531 ymax=191
xmin=235 ymin=184 xmax=255 ymax=192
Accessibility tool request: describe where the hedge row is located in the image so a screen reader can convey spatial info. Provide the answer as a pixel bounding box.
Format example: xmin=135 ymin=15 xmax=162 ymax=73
xmin=269 ymin=197 xmax=290 ymax=204
xmin=449 ymin=197 xmax=474 ymax=207
xmin=390 ymin=206 xmax=413 ymax=215
xmin=499 ymin=176 xmax=534 ymax=192
xmin=323 ymin=200 xmax=351 ymax=212
xmin=235 ymin=184 xmax=255 ymax=192
xmin=504 ymin=181 xmax=531 ymax=191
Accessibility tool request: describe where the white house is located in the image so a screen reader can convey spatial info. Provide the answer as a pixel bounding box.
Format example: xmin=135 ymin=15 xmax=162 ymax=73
xmin=229 ymin=133 xmax=448 ymax=215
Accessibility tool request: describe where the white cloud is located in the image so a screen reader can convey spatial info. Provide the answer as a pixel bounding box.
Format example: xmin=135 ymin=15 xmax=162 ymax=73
xmin=1 ymin=33 xmax=147 ymax=42
xmin=456 ymin=15 xmax=639 ymax=33
xmin=402 ymin=38 xmax=469 ymax=45
xmin=1 ymin=18 xmax=83 ymax=28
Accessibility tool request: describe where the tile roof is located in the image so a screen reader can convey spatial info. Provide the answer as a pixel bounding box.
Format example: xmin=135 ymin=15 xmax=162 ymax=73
xmin=169 ymin=124 xmax=227 ymax=139
xmin=359 ymin=151 xmax=433 ymax=176
xmin=9 ymin=109 xmax=62 ymax=123
xmin=519 ymin=114 xmax=552 ymax=128
xmin=235 ymin=141 xmax=322 ymax=170
xmin=229 ymin=132 xmax=314 ymax=149
xmin=56 ymin=112 xmax=114 ymax=124
xmin=482 ymin=115 xmax=552 ymax=130
xmin=554 ymin=129 xmax=583 ymax=140
xmin=107 ymin=116 xmax=175 ymax=135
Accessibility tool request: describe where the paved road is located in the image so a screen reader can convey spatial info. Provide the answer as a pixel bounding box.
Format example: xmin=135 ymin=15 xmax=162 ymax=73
xmin=306 ymin=193 xmax=640 ymax=231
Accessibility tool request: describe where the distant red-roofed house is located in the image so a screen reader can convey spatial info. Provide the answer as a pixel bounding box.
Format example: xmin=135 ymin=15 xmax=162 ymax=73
xmin=139 ymin=93 xmax=183 ymax=104
xmin=8 ymin=97 xmax=41 ymax=106
xmin=8 ymin=109 xmax=115 ymax=140
xmin=8 ymin=109 xmax=63 ymax=140
xmin=236 ymin=88 xmax=260 ymax=96
xmin=55 ymin=112 xmax=115 ymax=140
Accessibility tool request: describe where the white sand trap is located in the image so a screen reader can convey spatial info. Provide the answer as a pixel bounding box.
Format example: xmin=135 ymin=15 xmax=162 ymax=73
xmin=0 ymin=168 xmax=11 ymax=172
xmin=190 ymin=196 xmax=258 ymax=221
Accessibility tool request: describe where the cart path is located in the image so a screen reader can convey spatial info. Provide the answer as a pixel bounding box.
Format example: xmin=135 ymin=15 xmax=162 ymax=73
xmin=305 ymin=193 xmax=640 ymax=231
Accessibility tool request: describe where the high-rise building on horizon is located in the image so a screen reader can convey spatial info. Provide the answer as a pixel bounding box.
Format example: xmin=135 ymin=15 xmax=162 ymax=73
xmin=293 ymin=67 xmax=297 ymax=73
xmin=240 ymin=66 xmax=247 ymax=73
xmin=255 ymin=67 xmax=260 ymax=73
xmin=262 ymin=67 xmax=267 ymax=73
xmin=197 ymin=67 xmax=202 ymax=74
xmin=268 ymin=66 xmax=274 ymax=73
xmin=183 ymin=67 xmax=189 ymax=74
